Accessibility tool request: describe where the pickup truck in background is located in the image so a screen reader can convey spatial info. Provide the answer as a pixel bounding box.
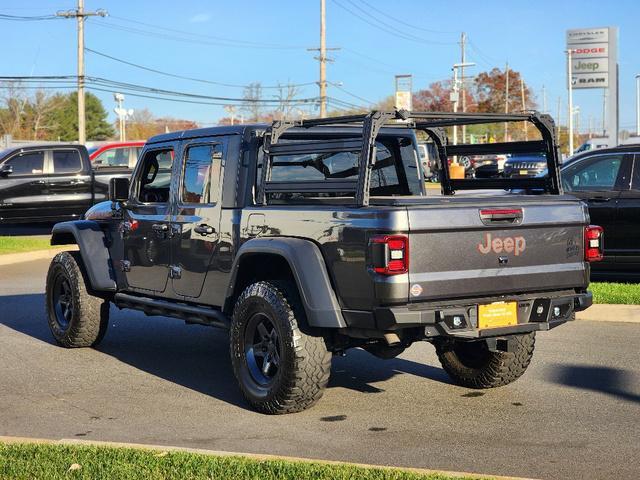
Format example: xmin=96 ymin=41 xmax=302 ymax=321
xmin=0 ymin=144 xmax=133 ymax=223
xmin=45 ymin=110 xmax=599 ymax=414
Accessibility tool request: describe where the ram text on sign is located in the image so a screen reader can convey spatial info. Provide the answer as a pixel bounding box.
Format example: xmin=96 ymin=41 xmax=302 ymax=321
xmin=572 ymin=73 xmax=609 ymax=89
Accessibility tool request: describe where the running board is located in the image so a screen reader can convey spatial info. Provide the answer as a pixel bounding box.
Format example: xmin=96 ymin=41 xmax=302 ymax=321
xmin=114 ymin=293 xmax=230 ymax=329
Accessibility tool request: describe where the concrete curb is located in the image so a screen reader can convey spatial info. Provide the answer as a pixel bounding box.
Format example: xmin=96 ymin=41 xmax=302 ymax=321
xmin=576 ymin=304 xmax=640 ymax=323
xmin=0 ymin=435 xmax=537 ymax=480
xmin=0 ymin=246 xmax=77 ymax=267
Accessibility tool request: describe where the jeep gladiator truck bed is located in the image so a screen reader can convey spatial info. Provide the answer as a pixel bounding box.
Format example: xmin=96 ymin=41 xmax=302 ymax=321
xmin=45 ymin=110 xmax=600 ymax=414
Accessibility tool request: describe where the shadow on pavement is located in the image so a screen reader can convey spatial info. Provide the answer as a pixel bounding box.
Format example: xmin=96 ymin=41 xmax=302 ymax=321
xmin=0 ymin=293 xmax=452 ymax=409
xmin=547 ymin=363 xmax=640 ymax=405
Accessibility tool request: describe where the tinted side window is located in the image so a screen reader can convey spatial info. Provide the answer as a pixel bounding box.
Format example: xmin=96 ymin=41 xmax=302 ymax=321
xmin=632 ymin=155 xmax=640 ymax=190
xmin=181 ymin=144 xmax=223 ymax=204
xmin=562 ymin=154 xmax=624 ymax=192
xmin=52 ymin=150 xmax=82 ymax=174
xmin=4 ymin=151 xmax=45 ymax=175
xmin=94 ymin=147 xmax=130 ymax=167
xmin=137 ymin=149 xmax=174 ymax=203
xmin=270 ymin=150 xmax=359 ymax=182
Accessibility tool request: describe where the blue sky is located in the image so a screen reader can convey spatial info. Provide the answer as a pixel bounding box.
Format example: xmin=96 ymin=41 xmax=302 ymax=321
xmin=3 ymin=0 xmax=639 ymax=132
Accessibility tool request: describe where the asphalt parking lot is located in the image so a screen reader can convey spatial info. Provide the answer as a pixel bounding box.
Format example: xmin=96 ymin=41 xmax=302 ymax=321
xmin=1 ymin=258 xmax=639 ymax=480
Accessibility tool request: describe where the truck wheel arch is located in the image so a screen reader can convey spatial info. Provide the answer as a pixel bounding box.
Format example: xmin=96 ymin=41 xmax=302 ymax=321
xmin=224 ymin=237 xmax=346 ymax=329
xmin=50 ymin=221 xmax=117 ymax=293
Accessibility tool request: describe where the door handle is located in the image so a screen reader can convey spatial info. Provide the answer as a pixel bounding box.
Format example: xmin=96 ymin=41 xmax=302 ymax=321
xmin=590 ymin=197 xmax=611 ymax=203
xmin=151 ymin=223 xmax=169 ymax=232
xmin=34 ymin=180 xmax=46 ymax=185
xmin=194 ymin=224 xmax=215 ymax=236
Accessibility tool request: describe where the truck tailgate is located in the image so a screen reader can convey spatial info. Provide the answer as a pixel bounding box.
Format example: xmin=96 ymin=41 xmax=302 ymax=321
xmin=406 ymin=199 xmax=589 ymax=302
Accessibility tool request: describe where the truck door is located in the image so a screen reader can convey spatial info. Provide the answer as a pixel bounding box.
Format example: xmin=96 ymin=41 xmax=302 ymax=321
xmin=122 ymin=143 xmax=176 ymax=293
xmin=613 ymin=152 xmax=640 ymax=273
xmin=47 ymin=148 xmax=92 ymax=220
xmin=0 ymin=149 xmax=48 ymax=222
xmin=170 ymin=138 xmax=225 ymax=299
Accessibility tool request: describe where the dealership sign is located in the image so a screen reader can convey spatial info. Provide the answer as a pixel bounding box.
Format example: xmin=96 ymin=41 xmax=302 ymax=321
xmin=566 ymin=28 xmax=613 ymax=89
xmin=566 ymin=26 xmax=618 ymax=146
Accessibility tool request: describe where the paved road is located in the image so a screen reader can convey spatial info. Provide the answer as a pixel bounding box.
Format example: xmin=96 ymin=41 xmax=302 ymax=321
xmin=1 ymin=258 xmax=639 ymax=480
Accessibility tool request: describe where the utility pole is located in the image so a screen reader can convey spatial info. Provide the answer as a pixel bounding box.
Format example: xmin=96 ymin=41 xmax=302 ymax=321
xmin=308 ymin=0 xmax=339 ymax=118
xmin=451 ymin=62 xmax=475 ymax=145
xmin=319 ymin=0 xmax=326 ymax=118
xmin=504 ymin=62 xmax=509 ymax=142
xmin=520 ymin=77 xmax=527 ymax=140
xmin=556 ymin=96 xmax=561 ymax=141
xmin=460 ymin=32 xmax=467 ymax=143
xmin=636 ymin=74 xmax=640 ymax=136
xmin=224 ymin=105 xmax=237 ymax=125
xmin=602 ymin=89 xmax=607 ymax=136
xmin=57 ymin=1 xmax=107 ymax=144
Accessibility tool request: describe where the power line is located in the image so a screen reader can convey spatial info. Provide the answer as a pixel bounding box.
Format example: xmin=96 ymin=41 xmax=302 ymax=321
xmin=0 ymin=13 xmax=61 ymax=21
xmin=0 ymin=76 xmax=319 ymax=105
xmin=329 ymin=83 xmax=374 ymax=105
xmin=353 ymin=0 xmax=458 ymax=35
xmin=85 ymin=48 xmax=316 ymax=90
xmin=330 ymin=0 xmax=456 ymax=46
xmin=87 ymin=16 xmax=306 ymax=51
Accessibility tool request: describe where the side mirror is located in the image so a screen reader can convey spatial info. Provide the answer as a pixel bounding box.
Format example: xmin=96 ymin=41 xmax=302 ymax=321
xmin=0 ymin=164 xmax=13 ymax=177
xmin=109 ymin=177 xmax=130 ymax=202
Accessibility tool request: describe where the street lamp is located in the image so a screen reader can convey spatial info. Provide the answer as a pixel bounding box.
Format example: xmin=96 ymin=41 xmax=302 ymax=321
xmin=566 ymin=49 xmax=575 ymax=156
xmin=451 ymin=62 xmax=475 ymax=145
xmin=113 ymin=93 xmax=133 ymax=142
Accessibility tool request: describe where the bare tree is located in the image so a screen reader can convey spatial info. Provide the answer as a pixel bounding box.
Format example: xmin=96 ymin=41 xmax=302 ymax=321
xmin=0 ymin=82 xmax=29 ymax=137
xmin=275 ymin=82 xmax=300 ymax=120
xmin=242 ymin=82 xmax=263 ymax=122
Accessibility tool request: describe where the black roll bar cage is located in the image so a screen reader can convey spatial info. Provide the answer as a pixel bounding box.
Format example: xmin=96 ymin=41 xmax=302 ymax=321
xmin=257 ymin=109 xmax=562 ymax=206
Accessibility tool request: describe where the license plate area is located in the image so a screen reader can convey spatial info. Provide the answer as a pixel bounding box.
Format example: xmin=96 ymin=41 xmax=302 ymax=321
xmin=519 ymin=169 xmax=529 ymax=175
xmin=478 ymin=302 xmax=518 ymax=329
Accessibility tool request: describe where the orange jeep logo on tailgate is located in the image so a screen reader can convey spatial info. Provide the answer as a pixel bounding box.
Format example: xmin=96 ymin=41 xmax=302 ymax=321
xmin=478 ymin=233 xmax=526 ymax=256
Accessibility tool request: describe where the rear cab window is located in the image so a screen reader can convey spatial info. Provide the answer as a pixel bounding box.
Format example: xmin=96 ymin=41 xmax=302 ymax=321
xmin=52 ymin=150 xmax=82 ymax=174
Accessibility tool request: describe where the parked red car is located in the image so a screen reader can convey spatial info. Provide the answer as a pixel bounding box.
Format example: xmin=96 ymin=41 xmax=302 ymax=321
xmin=88 ymin=141 xmax=145 ymax=169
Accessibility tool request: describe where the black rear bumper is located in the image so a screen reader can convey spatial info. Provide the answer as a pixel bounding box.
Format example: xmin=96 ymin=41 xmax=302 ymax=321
xmin=342 ymin=290 xmax=592 ymax=339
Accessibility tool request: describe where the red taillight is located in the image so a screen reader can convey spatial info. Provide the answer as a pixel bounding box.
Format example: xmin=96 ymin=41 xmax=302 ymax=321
xmin=585 ymin=225 xmax=604 ymax=262
xmin=371 ymin=235 xmax=408 ymax=275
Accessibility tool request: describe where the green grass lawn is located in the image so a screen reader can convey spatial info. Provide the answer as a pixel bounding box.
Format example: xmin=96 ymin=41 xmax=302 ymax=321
xmin=0 ymin=443 xmax=473 ymax=480
xmin=0 ymin=236 xmax=53 ymax=255
xmin=590 ymin=282 xmax=640 ymax=305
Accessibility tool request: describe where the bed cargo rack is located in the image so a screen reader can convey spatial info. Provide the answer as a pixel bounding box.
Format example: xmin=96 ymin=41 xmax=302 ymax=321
xmin=257 ymin=109 xmax=562 ymax=207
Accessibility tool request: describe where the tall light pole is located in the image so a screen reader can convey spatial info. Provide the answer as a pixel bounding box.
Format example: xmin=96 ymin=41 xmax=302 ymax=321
xmin=567 ymin=48 xmax=574 ymax=156
xmin=636 ymin=74 xmax=640 ymax=136
xmin=113 ymin=93 xmax=132 ymax=142
xmin=451 ymin=62 xmax=475 ymax=145
xmin=57 ymin=2 xmax=107 ymax=144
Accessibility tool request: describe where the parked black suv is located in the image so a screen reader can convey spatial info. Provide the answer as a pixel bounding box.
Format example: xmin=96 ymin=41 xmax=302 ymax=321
xmin=45 ymin=111 xmax=597 ymax=414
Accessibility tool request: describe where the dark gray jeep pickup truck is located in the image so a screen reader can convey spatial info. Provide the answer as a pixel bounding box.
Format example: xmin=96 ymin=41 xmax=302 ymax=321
xmin=45 ymin=110 xmax=600 ymax=414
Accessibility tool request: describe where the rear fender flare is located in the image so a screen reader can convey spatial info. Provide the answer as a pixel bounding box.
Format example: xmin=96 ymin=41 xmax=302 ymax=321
xmin=225 ymin=237 xmax=346 ymax=328
xmin=50 ymin=220 xmax=116 ymax=292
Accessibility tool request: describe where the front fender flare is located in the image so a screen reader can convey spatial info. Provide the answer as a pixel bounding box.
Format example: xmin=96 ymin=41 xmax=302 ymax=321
xmin=225 ymin=237 xmax=346 ymax=328
xmin=51 ymin=220 xmax=117 ymax=292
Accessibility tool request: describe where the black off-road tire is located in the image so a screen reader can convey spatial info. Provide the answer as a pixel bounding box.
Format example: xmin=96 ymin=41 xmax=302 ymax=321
xmin=230 ymin=281 xmax=332 ymax=414
xmin=434 ymin=332 xmax=536 ymax=389
xmin=45 ymin=251 xmax=110 ymax=348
